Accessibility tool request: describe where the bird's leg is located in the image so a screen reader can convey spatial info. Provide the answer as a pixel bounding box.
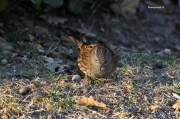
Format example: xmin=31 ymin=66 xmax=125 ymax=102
xmin=85 ymin=74 xmax=95 ymax=84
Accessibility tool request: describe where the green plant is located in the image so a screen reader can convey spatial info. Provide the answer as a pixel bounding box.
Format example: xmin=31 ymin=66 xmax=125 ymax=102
xmin=68 ymin=0 xmax=83 ymax=14
xmin=0 ymin=0 xmax=8 ymax=12
xmin=47 ymin=85 xmax=74 ymax=110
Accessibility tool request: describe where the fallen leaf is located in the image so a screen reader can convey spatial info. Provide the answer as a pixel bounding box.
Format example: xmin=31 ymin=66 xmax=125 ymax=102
xmin=172 ymin=100 xmax=180 ymax=111
xmin=29 ymin=34 xmax=36 ymax=41
xmin=151 ymin=105 xmax=161 ymax=110
xmin=22 ymin=19 xmax=34 ymax=30
xmin=76 ymin=96 xmax=109 ymax=112
xmin=59 ymin=80 xmax=65 ymax=85
xmin=35 ymin=44 xmax=43 ymax=51
xmin=35 ymin=26 xmax=48 ymax=37
xmin=126 ymin=84 xmax=132 ymax=89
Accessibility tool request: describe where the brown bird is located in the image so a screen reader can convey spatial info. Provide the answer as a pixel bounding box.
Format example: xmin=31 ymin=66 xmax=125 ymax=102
xmin=69 ymin=36 xmax=117 ymax=82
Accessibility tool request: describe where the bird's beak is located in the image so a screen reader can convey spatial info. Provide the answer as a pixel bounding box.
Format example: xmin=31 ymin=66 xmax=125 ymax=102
xmin=100 ymin=61 xmax=105 ymax=70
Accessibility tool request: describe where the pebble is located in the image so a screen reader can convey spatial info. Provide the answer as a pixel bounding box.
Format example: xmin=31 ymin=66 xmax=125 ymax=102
xmin=33 ymin=90 xmax=44 ymax=98
xmin=72 ymin=75 xmax=82 ymax=82
xmin=81 ymin=87 xmax=88 ymax=94
xmin=19 ymin=87 xmax=31 ymax=95
xmin=155 ymin=60 xmax=166 ymax=69
xmin=1 ymin=59 xmax=7 ymax=65
xmin=163 ymin=48 xmax=171 ymax=55
xmin=156 ymin=52 xmax=164 ymax=56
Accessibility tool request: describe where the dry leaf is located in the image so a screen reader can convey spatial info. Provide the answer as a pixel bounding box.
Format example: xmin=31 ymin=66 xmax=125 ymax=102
xmin=35 ymin=44 xmax=43 ymax=51
xmin=110 ymin=0 xmax=140 ymax=15
xmin=126 ymin=85 xmax=132 ymax=89
xmin=76 ymin=96 xmax=109 ymax=112
xmin=172 ymin=100 xmax=180 ymax=111
xmin=22 ymin=19 xmax=34 ymax=30
xmin=151 ymin=105 xmax=161 ymax=110
xmin=59 ymin=80 xmax=65 ymax=85
xmin=119 ymin=111 xmax=129 ymax=117
xmin=35 ymin=26 xmax=48 ymax=36
xmin=29 ymin=34 xmax=36 ymax=41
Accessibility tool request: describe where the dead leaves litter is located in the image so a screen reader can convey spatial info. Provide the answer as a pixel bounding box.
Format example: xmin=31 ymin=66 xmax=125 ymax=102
xmin=76 ymin=96 xmax=109 ymax=112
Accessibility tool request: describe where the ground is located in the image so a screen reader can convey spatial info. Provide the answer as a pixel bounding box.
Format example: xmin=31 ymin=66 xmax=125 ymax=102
xmin=0 ymin=0 xmax=180 ymax=119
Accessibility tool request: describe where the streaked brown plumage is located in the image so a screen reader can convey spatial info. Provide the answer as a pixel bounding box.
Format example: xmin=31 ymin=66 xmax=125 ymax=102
xmin=69 ymin=36 xmax=117 ymax=81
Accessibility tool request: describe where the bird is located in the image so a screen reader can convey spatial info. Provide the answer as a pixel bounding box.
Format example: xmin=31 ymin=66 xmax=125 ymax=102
xmin=68 ymin=36 xmax=117 ymax=82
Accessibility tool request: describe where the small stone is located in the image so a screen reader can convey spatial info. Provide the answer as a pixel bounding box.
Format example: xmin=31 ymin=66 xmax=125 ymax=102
xmin=1 ymin=59 xmax=7 ymax=65
xmin=34 ymin=90 xmax=44 ymax=98
xmin=72 ymin=75 xmax=82 ymax=82
xmin=67 ymin=49 xmax=73 ymax=54
xmin=29 ymin=34 xmax=36 ymax=41
xmin=173 ymin=77 xmax=180 ymax=86
xmin=10 ymin=53 xmax=18 ymax=58
xmin=156 ymin=51 xmax=164 ymax=56
xmin=49 ymin=51 xmax=59 ymax=58
xmin=100 ymin=27 xmax=105 ymax=32
xmin=155 ymin=60 xmax=166 ymax=69
xmin=0 ymin=29 xmax=5 ymax=35
xmin=45 ymin=57 xmax=54 ymax=63
xmin=163 ymin=48 xmax=171 ymax=55
xmin=175 ymin=45 xmax=180 ymax=51
xmin=81 ymin=87 xmax=88 ymax=94
xmin=19 ymin=87 xmax=31 ymax=95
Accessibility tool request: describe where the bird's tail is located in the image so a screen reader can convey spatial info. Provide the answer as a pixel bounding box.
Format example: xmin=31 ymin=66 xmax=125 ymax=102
xmin=68 ymin=36 xmax=84 ymax=48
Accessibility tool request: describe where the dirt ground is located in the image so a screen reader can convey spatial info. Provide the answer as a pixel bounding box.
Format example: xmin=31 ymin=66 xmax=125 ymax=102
xmin=0 ymin=0 xmax=180 ymax=119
